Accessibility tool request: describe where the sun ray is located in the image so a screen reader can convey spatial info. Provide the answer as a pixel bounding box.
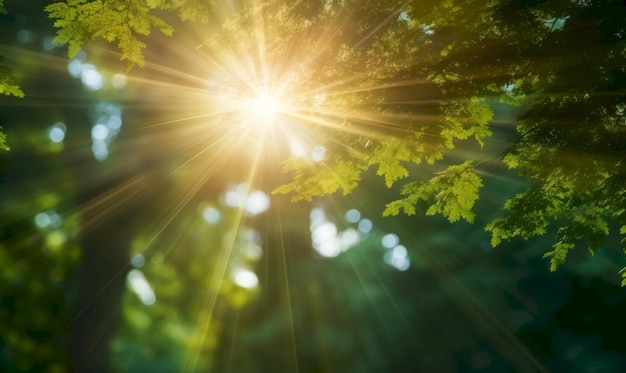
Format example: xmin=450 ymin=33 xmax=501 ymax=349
xmin=69 ymin=145 xmax=224 ymax=326
xmin=351 ymin=0 xmax=411 ymax=49
xmin=345 ymin=251 xmax=386 ymax=314
xmin=277 ymin=211 xmax=300 ymax=373
xmin=166 ymin=127 xmax=242 ymax=176
xmin=182 ymin=193 xmax=245 ymax=372
xmin=183 ymin=120 xmax=270 ymax=371
xmin=358 ymin=249 xmax=413 ymax=329
xmin=226 ymin=307 xmax=241 ymax=373
xmin=429 ymin=259 xmax=549 ymax=372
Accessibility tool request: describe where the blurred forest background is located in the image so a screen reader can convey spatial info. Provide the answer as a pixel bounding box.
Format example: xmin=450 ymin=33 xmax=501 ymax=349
xmin=1 ymin=0 xmax=625 ymax=372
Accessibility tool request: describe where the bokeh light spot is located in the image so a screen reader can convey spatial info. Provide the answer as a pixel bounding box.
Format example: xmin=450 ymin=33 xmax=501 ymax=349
xmin=312 ymin=222 xmax=337 ymax=244
xmin=45 ymin=230 xmax=67 ymax=251
xmin=345 ymin=209 xmax=361 ymax=223
xmin=312 ymin=221 xmax=341 ymax=257
xmin=48 ymin=122 xmax=66 ymax=143
xmin=222 ymin=185 xmax=270 ymax=215
xmin=42 ymin=35 xmax=57 ymax=51
xmin=382 ymin=233 xmax=399 ymax=249
xmin=92 ymin=142 xmax=109 ymax=161
xmin=107 ymin=114 xmax=122 ymax=130
xmin=131 ymin=254 xmax=145 ymax=268
xmin=35 ymin=210 xmax=63 ymax=228
xmin=81 ymin=64 xmax=104 ymax=91
xmin=310 ymin=208 xmax=325 ymax=224
xmin=358 ymin=218 xmax=373 ymax=233
xmin=338 ymin=228 xmax=360 ymax=250
xmin=317 ymin=241 xmax=341 ymax=257
xmin=202 ymin=206 xmax=222 ymax=225
xmin=224 ymin=184 xmax=246 ymax=208
xmin=16 ymin=30 xmax=34 ymax=44
xmin=233 ymin=269 xmax=259 ymax=289
xmin=67 ymin=59 xmax=83 ymax=78
xmin=127 ymin=269 xmax=156 ymax=305
xmin=111 ymin=74 xmax=127 ymax=89
xmin=244 ymin=244 xmax=263 ymax=260
xmin=311 ymin=146 xmax=326 ymax=162
xmin=392 ymin=244 xmax=407 ymax=258
xmin=34 ymin=212 xmax=50 ymax=228
xmin=244 ymin=191 xmax=270 ymax=215
xmin=91 ymin=124 xmax=109 ymax=141
xmin=384 ymin=245 xmax=410 ymax=271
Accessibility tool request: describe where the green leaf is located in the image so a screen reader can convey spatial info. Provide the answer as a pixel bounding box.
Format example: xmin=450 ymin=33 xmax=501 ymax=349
xmin=486 ymin=184 xmax=566 ymax=246
xmin=0 ymin=80 xmax=24 ymax=98
xmin=440 ymin=98 xmax=493 ymax=148
xmin=0 ymin=127 xmax=9 ymax=151
xmin=368 ymin=136 xmax=423 ymax=188
xmin=384 ymin=161 xmax=482 ymax=223
xmin=383 ymin=187 xmax=419 ymax=216
xmin=544 ymin=241 xmax=576 ymax=272
xmin=0 ymin=56 xmax=25 ymax=98
xmin=172 ymin=0 xmax=214 ymax=23
xmin=45 ymin=0 xmax=174 ymax=69
xmin=272 ymin=156 xmax=367 ymax=202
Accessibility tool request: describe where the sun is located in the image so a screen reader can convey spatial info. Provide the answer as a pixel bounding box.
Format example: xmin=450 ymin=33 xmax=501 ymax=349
xmin=250 ymin=93 xmax=281 ymax=122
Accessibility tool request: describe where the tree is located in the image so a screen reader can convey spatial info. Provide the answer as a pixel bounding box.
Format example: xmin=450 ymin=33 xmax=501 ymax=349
xmin=2 ymin=0 xmax=626 ymax=371
xmin=0 ymin=53 xmax=81 ymax=372
xmin=485 ymin=0 xmax=626 ymax=279
xmin=30 ymin=0 xmax=626 ymax=283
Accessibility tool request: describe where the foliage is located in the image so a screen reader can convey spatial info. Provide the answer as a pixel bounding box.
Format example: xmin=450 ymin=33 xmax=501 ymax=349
xmin=484 ymin=0 xmax=626 ymax=276
xmin=213 ymin=1 xmax=497 ymax=208
xmin=40 ymin=0 xmax=626 ymax=276
xmin=0 ymin=130 xmax=7 ymax=151
xmin=384 ymin=160 xmax=482 ymax=223
xmin=147 ymin=0 xmax=214 ymax=23
xmin=3 ymin=1 xmax=626 ymax=372
xmin=44 ymin=0 xmax=217 ymax=69
xmin=45 ymin=0 xmax=175 ymax=69
xmin=273 ymin=156 xmax=368 ymax=201
xmin=1 ymin=54 xmax=24 ymax=151
xmin=277 ymin=0 xmax=623 ymax=276
xmin=241 ymin=1 xmax=497 ymax=209
xmin=0 ymin=57 xmax=23 ymax=99
xmin=1 ymin=1 xmax=25 ymax=151
xmin=6 ymin=0 xmax=624 ymax=307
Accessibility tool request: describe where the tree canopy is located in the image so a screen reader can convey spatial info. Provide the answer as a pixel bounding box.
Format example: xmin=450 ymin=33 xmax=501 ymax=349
xmin=43 ymin=0 xmax=625 ymax=279
xmin=1 ymin=0 xmax=625 ymax=371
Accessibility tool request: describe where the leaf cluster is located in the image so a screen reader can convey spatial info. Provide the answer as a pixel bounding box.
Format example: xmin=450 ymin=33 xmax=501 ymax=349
xmin=148 ymin=0 xmax=214 ymax=23
xmin=383 ymin=160 xmax=482 ymax=223
xmin=484 ymin=0 xmax=626 ymax=277
xmin=31 ymin=0 xmax=626 ymax=280
xmin=0 ymin=56 xmax=24 ymax=99
xmin=0 ymin=55 xmax=24 ymax=151
xmin=273 ymin=156 xmax=368 ymax=202
xmin=45 ymin=0 xmax=175 ymax=69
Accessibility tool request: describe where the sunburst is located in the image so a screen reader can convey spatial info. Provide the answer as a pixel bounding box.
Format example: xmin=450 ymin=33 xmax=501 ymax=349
xmin=247 ymin=91 xmax=282 ymax=123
